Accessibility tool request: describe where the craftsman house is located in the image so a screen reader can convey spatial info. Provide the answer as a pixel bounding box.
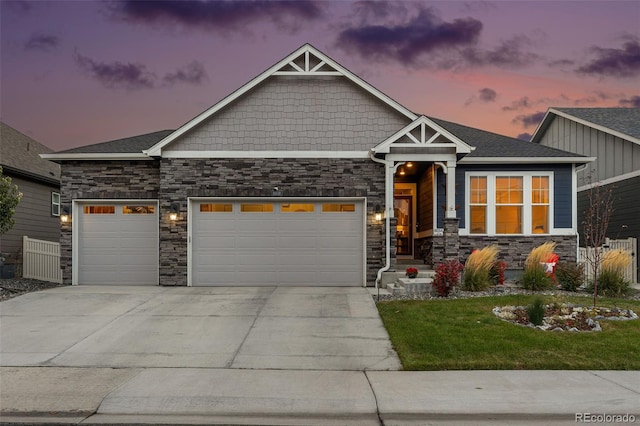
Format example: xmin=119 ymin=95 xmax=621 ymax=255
xmin=43 ymin=44 xmax=591 ymax=287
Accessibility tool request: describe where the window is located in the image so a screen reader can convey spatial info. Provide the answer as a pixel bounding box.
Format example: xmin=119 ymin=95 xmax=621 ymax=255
xmin=83 ymin=205 xmax=115 ymax=214
xmin=322 ymin=203 xmax=356 ymax=212
xmin=241 ymin=203 xmax=274 ymax=212
xmin=495 ymin=177 xmax=523 ymax=234
xmin=123 ymin=205 xmax=155 ymax=214
xmin=469 ymin=177 xmax=486 ymax=234
xmin=281 ymin=203 xmax=314 ymax=212
xmin=51 ymin=192 xmax=60 ymax=216
xmin=200 ymin=203 xmax=232 ymax=212
xmin=467 ymin=173 xmax=552 ymax=235
xmin=531 ymin=176 xmax=549 ymax=233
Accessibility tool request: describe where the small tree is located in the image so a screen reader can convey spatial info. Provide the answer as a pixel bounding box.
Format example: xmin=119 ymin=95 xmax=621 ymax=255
xmin=581 ymin=170 xmax=614 ymax=307
xmin=0 ymin=166 xmax=23 ymax=236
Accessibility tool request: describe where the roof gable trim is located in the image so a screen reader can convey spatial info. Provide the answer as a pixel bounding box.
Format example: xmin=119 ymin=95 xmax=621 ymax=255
xmin=532 ymin=108 xmax=640 ymax=145
xmin=373 ymin=116 xmax=473 ymax=154
xmin=144 ymin=44 xmax=418 ymax=157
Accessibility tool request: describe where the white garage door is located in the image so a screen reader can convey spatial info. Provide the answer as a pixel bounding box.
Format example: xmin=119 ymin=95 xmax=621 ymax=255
xmin=76 ymin=202 xmax=158 ymax=285
xmin=190 ymin=199 xmax=364 ymax=286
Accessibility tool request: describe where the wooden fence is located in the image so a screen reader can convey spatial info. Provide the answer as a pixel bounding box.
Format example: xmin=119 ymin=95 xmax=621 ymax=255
xmin=22 ymin=236 xmax=62 ymax=284
xmin=578 ymin=237 xmax=638 ymax=284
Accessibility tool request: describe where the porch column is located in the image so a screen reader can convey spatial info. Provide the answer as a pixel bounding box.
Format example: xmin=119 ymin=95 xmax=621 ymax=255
xmin=445 ymin=161 xmax=457 ymax=219
xmin=443 ymin=218 xmax=460 ymax=260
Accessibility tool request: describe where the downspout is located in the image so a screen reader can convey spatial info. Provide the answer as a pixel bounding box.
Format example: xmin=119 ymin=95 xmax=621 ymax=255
xmin=368 ymin=149 xmax=404 ymax=288
xmin=369 ymin=150 xmax=390 ymax=289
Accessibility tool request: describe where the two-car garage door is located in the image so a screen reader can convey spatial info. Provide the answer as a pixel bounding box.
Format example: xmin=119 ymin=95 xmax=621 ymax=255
xmin=75 ymin=199 xmax=364 ymax=286
xmin=190 ymin=199 xmax=364 ymax=286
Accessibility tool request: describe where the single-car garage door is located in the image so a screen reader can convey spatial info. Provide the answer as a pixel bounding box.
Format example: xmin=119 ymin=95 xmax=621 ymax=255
xmin=76 ymin=201 xmax=158 ymax=285
xmin=190 ymin=199 xmax=364 ymax=286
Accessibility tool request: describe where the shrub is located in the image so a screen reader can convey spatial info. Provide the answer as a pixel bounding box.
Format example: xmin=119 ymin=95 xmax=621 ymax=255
xmin=527 ymin=298 xmax=546 ymax=326
xmin=589 ymin=271 xmax=631 ymax=298
xmin=555 ymin=262 xmax=585 ymax=292
xmin=520 ymin=263 xmax=554 ymax=291
xmin=462 ymin=245 xmax=499 ymax=291
xmin=490 ymin=261 xmax=507 ymax=286
xmin=432 ymin=260 xmax=463 ymax=297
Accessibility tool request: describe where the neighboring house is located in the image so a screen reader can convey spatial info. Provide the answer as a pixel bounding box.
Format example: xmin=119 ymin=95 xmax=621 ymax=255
xmin=0 ymin=122 xmax=61 ymax=278
xmin=532 ymin=107 xmax=640 ymax=279
xmin=43 ymin=44 xmax=591 ymax=287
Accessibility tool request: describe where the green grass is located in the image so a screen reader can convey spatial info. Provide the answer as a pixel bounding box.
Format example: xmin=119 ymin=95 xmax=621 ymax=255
xmin=377 ymin=295 xmax=640 ymax=370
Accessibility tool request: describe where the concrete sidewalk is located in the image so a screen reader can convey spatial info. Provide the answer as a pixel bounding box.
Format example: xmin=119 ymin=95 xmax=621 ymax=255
xmin=1 ymin=368 xmax=638 ymax=425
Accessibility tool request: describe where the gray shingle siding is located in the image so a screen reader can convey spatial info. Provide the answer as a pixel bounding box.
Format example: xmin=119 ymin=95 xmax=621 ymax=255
xmin=165 ymin=76 xmax=410 ymax=152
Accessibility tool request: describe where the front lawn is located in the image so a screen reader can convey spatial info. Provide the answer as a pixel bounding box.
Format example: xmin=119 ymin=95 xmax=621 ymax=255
xmin=377 ymin=295 xmax=640 ymax=370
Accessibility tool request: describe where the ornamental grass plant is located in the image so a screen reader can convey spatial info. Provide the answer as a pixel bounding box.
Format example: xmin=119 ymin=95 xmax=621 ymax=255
xmin=521 ymin=242 xmax=556 ymax=291
xmin=462 ymin=245 xmax=499 ymax=291
xmin=590 ymin=249 xmax=633 ymax=297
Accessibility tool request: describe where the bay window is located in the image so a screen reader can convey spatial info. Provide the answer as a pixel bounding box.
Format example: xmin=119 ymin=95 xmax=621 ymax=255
xmin=468 ymin=173 xmax=551 ymax=235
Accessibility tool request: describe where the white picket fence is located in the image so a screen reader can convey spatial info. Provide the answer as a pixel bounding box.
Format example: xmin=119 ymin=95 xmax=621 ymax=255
xmin=578 ymin=237 xmax=637 ymax=284
xmin=22 ymin=236 xmax=63 ymax=284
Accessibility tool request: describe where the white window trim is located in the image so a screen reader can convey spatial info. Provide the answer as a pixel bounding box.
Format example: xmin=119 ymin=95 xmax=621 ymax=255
xmin=51 ymin=192 xmax=60 ymax=217
xmin=461 ymin=172 xmax=555 ymax=236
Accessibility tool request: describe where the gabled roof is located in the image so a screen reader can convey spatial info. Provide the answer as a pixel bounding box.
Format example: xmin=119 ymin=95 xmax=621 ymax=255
xmin=429 ymin=117 xmax=593 ymax=164
xmin=144 ymin=43 xmax=417 ymax=157
xmin=1 ymin=122 xmax=60 ymax=184
xmin=373 ymin=116 xmax=473 ymax=154
xmin=42 ymin=130 xmax=173 ymax=161
xmin=531 ymin=108 xmax=640 ymax=145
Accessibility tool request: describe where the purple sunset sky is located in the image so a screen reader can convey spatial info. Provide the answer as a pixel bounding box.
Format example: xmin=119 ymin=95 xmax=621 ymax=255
xmin=1 ymin=0 xmax=638 ymax=151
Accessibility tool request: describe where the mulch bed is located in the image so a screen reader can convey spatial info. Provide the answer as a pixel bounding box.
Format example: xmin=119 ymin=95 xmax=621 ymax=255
xmin=493 ymin=303 xmax=638 ymax=332
xmin=0 ymin=278 xmax=66 ymax=302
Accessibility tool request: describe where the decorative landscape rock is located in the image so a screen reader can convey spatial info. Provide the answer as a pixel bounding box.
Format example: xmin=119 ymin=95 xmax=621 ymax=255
xmin=492 ymin=303 xmax=637 ymax=332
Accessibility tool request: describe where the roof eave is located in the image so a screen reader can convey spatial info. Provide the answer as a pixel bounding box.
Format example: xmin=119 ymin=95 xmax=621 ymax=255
xmin=0 ymin=164 xmax=60 ymax=186
xmin=458 ymin=156 xmax=596 ymax=165
xmin=40 ymin=153 xmax=152 ymax=161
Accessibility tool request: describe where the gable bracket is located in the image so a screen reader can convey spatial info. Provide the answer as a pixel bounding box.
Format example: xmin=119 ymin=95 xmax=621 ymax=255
xmin=425 ymin=132 xmax=440 ymax=144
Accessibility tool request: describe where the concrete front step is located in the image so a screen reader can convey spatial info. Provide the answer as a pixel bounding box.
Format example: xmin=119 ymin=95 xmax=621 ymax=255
xmin=380 ymin=270 xmax=435 ymax=288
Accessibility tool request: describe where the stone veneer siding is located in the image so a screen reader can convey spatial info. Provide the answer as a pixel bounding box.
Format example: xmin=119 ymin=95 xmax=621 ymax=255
xmin=59 ymin=160 xmax=161 ymax=284
xmin=429 ymin=234 xmax=577 ymax=268
xmin=159 ymin=158 xmax=386 ymax=286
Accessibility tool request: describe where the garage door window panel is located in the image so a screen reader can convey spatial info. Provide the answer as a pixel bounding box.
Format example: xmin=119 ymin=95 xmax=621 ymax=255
xmin=241 ymin=203 xmax=274 ymax=212
xmin=322 ymin=203 xmax=356 ymax=212
xmin=122 ymin=205 xmax=155 ymax=214
xmin=200 ymin=203 xmax=233 ymax=212
xmin=84 ymin=206 xmax=115 ymax=214
xmin=281 ymin=203 xmax=314 ymax=212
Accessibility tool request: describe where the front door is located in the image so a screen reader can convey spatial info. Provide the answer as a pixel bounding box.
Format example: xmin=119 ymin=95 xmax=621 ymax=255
xmin=394 ymin=195 xmax=412 ymax=256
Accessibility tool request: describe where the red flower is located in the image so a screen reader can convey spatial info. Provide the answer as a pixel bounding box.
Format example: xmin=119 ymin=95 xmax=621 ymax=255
xmin=406 ymin=267 xmax=418 ymax=278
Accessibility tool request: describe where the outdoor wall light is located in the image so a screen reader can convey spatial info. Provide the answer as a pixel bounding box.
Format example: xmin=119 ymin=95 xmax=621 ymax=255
xmin=169 ymin=202 xmax=180 ymax=221
xmin=60 ymin=206 xmax=70 ymax=223
xmin=374 ymin=205 xmax=383 ymax=222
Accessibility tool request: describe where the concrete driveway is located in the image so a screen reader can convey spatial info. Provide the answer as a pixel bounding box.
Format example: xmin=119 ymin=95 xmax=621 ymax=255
xmin=0 ymin=285 xmax=400 ymax=371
